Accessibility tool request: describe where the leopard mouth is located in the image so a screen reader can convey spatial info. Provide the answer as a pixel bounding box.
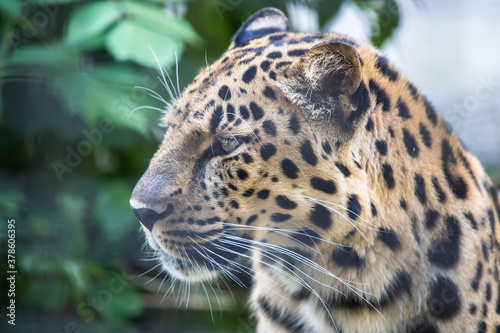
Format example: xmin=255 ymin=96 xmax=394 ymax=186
xmin=142 ymin=226 xmax=246 ymax=282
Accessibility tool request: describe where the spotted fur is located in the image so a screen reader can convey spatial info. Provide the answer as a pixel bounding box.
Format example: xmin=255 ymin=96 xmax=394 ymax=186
xmin=130 ymin=8 xmax=500 ymax=333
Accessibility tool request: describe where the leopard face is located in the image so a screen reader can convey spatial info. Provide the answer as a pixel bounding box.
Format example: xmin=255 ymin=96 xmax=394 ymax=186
xmin=131 ymin=8 xmax=500 ymax=332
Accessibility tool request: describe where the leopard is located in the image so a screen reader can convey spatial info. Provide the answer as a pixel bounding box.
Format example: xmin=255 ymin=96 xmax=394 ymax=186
xmin=130 ymin=7 xmax=500 ymax=333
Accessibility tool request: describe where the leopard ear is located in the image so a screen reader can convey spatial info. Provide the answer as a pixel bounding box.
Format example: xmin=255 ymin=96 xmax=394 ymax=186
xmin=229 ymin=8 xmax=289 ymax=49
xmin=282 ymin=41 xmax=370 ymax=139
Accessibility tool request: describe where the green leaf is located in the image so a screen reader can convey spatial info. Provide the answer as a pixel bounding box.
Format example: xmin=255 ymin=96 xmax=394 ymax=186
xmin=0 ymin=173 xmax=25 ymax=217
xmin=24 ymin=0 xmax=83 ymax=4
xmin=93 ymin=182 xmax=137 ymax=243
xmin=317 ymin=0 xmax=342 ymax=30
xmin=65 ymin=1 xmax=121 ymax=46
xmin=370 ymin=0 xmax=399 ymax=47
xmin=0 ymin=0 xmax=21 ymax=17
xmin=23 ymin=274 xmax=70 ymax=311
xmin=106 ymin=20 xmax=183 ymax=68
xmin=87 ymin=272 xmax=142 ymax=321
xmin=120 ymin=2 xmax=199 ymax=44
xmin=7 ymin=44 xmax=74 ymax=66
xmin=52 ymin=65 xmax=155 ymax=133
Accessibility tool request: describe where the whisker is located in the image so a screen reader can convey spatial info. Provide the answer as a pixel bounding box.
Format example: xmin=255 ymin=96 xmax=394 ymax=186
xmin=139 ymin=262 xmax=163 ymax=277
xmin=145 ymin=268 xmax=164 ymax=285
xmin=304 ymin=196 xmax=375 ymax=244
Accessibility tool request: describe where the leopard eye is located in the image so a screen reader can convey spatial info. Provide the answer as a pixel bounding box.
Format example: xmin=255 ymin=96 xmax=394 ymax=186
xmin=220 ymin=137 xmax=239 ymax=153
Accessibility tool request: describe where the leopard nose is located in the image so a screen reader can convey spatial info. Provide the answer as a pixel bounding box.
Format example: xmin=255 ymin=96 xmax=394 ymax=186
xmin=131 ymin=204 xmax=174 ymax=232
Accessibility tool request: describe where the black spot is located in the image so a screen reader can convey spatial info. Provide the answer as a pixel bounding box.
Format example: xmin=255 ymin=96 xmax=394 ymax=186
xmin=242 ymin=189 xmax=254 ymax=197
xmin=322 ymin=141 xmax=332 ymax=155
xmin=239 ymin=105 xmax=250 ymax=119
xmin=242 ymin=65 xmax=257 ymax=83
xmin=275 ymin=61 xmax=291 ymax=69
xmin=246 ymin=215 xmax=258 ymax=225
xmin=291 ymin=288 xmax=311 ymax=301
xmin=310 ymin=177 xmax=337 ymax=194
xmin=388 ymin=126 xmax=395 ymax=137
xmin=329 ymin=270 xmax=411 ymax=309
xmin=382 ymin=163 xmax=395 ymax=189
xmin=257 ymin=190 xmax=270 ymax=200
xmin=478 ymin=322 xmax=487 ymax=333
xmin=269 ymin=33 xmax=286 ymax=41
xmin=441 ymin=139 xmax=468 ymax=199
xmin=335 ymin=162 xmax=351 ymax=177
xmin=331 ymin=247 xmax=364 ymax=267
xmin=419 ymin=123 xmax=432 ymax=148
xmin=249 ymin=102 xmax=264 ymax=120
xmin=210 ymin=106 xmax=223 ymax=134
xmin=424 ymin=98 xmax=438 ymax=126
xmin=482 ymin=303 xmax=488 ymax=317
xmin=288 ymin=49 xmax=308 ymax=57
xmin=275 ymin=195 xmax=297 ymax=210
xmin=465 ymin=212 xmax=478 ymax=231
xmin=235 ymin=169 xmax=248 ymax=181
xmin=425 ymin=209 xmax=439 ymax=230
xmin=271 ymin=213 xmax=291 ymax=222
xmin=262 ymin=120 xmax=277 ymax=137
xmin=482 ymin=241 xmax=489 ymax=262
xmin=375 ymin=140 xmax=388 ymax=155
xmin=376 ymin=55 xmax=398 ymax=81
xmin=291 ymin=228 xmax=320 ymax=246
xmin=242 ymin=153 xmax=253 ymax=164
xmin=471 ymin=262 xmax=483 ymax=292
xmin=258 ymin=297 xmax=303 ymax=332
xmin=267 ymin=51 xmax=282 ymax=59
xmin=469 ymin=303 xmax=478 ymax=315
xmin=378 ymin=227 xmax=401 ymax=251
xmin=300 ymin=140 xmax=317 ymax=166
xmin=487 ymin=209 xmax=496 ymax=241
xmin=226 ymin=104 xmax=235 ymax=122
xmin=263 ymin=86 xmax=276 ymax=100
xmin=281 ymin=159 xmax=299 ymax=179
xmin=427 ymin=215 xmax=461 ymax=268
xmin=408 ymin=82 xmax=419 ymax=100
xmin=428 ymin=276 xmax=461 ymax=320
xmin=411 ymin=215 xmax=421 ymax=244
xmin=346 ymin=195 xmax=362 ymax=221
xmin=369 ymin=79 xmax=390 ymax=112
xmin=497 ymin=282 xmax=500 ymax=314
xmin=409 ymin=322 xmax=438 ymax=333
xmin=309 ymin=204 xmax=332 ymax=229
xmin=288 ymin=114 xmax=301 ymax=134
xmin=269 ymin=71 xmax=277 ymax=80
xmin=260 ymin=60 xmax=271 ymax=72
xmin=260 ymin=143 xmax=277 ymax=161
xmin=397 ymin=98 xmax=411 ymax=120
xmin=347 ymin=81 xmax=370 ymax=125
xmin=486 ymin=283 xmax=492 ymax=301
xmin=403 ymin=128 xmax=420 ymax=158
xmin=432 ymin=176 xmax=447 ymax=203
xmin=371 ymin=203 xmax=378 ymax=217
xmin=382 ymin=270 xmax=412 ymax=304
xmin=365 ymin=117 xmax=374 ymax=131
xmin=229 ymin=200 xmax=239 ymax=209
xmin=414 ymin=174 xmax=427 ymax=205
xmin=218 ymin=85 xmax=231 ymax=100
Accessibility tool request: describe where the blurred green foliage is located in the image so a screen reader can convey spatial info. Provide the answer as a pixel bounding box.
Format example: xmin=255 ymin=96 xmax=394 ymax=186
xmin=0 ymin=0 xmax=400 ymax=331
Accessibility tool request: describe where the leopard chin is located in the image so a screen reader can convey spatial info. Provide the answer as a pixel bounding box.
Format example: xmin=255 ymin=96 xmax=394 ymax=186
xmin=141 ymin=225 xmax=245 ymax=283
xmin=143 ymin=228 xmax=220 ymax=282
